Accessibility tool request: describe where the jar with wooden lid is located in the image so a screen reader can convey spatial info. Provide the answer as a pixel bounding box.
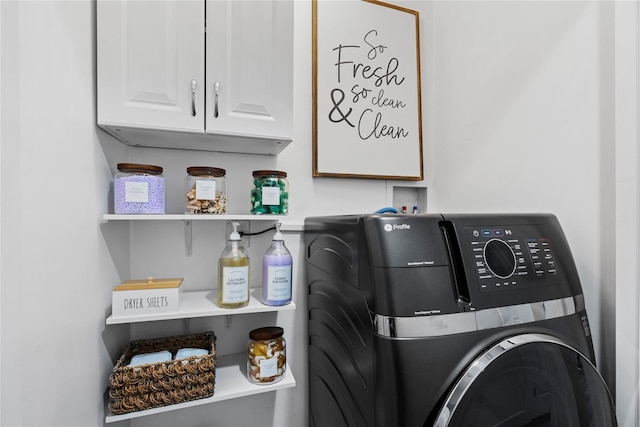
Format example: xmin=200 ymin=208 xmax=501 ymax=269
xmin=185 ymin=166 xmax=228 ymax=214
xmin=247 ymin=326 xmax=286 ymax=384
xmin=250 ymin=170 xmax=289 ymax=214
xmin=114 ymin=163 xmax=165 ymax=214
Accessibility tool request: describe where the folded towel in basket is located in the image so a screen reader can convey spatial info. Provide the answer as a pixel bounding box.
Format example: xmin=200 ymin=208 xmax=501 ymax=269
xmin=175 ymin=348 xmax=209 ymax=360
xmin=128 ymin=350 xmax=172 ymax=366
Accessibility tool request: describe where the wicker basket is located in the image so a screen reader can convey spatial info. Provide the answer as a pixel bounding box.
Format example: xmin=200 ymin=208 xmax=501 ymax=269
xmin=108 ymin=331 xmax=216 ymax=415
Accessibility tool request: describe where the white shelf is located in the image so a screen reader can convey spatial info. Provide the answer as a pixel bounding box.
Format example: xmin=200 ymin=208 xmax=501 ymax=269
xmin=107 ymin=291 xmax=296 ymax=324
xmin=102 ymin=213 xmax=304 ymax=232
xmin=102 ymin=213 xmax=303 ymax=255
xmin=103 ymin=214 xmax=286 ymax=221
xmin=105 ymin=353 xmax=296 ymax=423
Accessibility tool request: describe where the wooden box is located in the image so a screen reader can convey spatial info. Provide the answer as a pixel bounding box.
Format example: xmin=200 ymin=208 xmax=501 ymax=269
xmin=112 ymin=277 xmax=183 ymax=318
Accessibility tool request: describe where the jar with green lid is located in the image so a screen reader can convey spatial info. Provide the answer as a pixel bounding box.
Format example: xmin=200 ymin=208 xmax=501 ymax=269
xmin=114 ymin=163 xmax=165 ymax=214
xmin=247 ymin=326 xmax=286 ymax=384
xmin=185 ymin=166 xmax=228 ymax=214
xmin=250 ymin=170 xmax=289 ymax=214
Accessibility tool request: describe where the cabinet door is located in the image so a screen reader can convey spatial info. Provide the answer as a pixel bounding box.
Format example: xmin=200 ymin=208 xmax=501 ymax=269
xmin=97 ymin=0 xmax=204 ymax=133
xmin=205 ymin=1 xmax=293 ymax=139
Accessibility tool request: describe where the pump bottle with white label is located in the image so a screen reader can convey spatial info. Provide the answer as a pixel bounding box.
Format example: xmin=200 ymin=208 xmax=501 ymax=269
xmin=217 ymin=222 xmax=250 ymax=308
xmin=262 ymin=223 xmax=293 ymax=306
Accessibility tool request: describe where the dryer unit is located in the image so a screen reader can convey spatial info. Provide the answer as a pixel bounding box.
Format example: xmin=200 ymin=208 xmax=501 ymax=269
xmin=304 ymin=213 xmax=616 ymax=427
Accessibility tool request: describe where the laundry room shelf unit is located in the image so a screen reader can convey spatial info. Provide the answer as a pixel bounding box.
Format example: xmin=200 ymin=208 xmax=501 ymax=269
xmin=103 ymin=213 xmax=297 ymax=423
xmin=102 ymin=213 xmax=296 ymax=255
xmin=102 ymin=213 xmax=287 ymax=221
xmin=105 ymin=353 xmax=296 ymax=423
xmin=101 ymin=214 xmax=304 ymax=230
xmin=107 ymin=291 xmax=296 ymax=324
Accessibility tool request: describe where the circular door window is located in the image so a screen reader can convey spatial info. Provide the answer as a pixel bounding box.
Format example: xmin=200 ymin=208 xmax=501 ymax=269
xmin=434 ymin=333 xmax=616 ymax=427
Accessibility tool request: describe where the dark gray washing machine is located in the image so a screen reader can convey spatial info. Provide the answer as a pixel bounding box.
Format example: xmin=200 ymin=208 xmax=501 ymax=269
xmin=304 ymin=213 xmax=616 ymax=427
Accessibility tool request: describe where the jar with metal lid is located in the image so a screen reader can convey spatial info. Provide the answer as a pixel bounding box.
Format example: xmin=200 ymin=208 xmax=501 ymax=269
xmin=185 ymin=166 xmax=228 ymax=214
xmin=250 ymin=170 xmax=289 ymax=214
xmin=246 ymin=326 xmax=286 ymax=384
xmin=114 ymin=163 xmax=165 ymax=214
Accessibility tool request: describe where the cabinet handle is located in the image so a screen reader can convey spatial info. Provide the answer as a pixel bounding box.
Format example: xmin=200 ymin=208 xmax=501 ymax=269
xmin=214 ymin=81 xmax=220 ymax=118
xmin=191 ymin=80 xmax=197 ymax=117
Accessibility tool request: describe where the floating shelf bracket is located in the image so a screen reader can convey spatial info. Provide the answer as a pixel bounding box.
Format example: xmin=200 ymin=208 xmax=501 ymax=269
xmin=184 ymin=220 xmax=192 ymax=257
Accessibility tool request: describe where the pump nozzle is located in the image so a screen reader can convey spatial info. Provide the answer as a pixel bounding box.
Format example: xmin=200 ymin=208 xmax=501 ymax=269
xmin=273 ymin=222 xmax=284 ymax=240
xmin=230 ymin=222 xmax=241 ymax=241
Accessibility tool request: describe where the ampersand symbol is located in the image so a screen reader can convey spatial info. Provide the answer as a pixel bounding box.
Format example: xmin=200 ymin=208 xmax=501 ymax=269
xmin=328 ymin=89 xmax=355 ymax=127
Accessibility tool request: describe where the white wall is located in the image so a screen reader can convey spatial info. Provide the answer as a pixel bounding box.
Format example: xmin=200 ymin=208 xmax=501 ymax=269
xmin=0 ymin=1 xmax=619 ymax=426
xmin=1 ymin=1 xmax=125 ymax=426
xmin=614 ymin=2 xmax=640 ymax=426
xmin=427 ymin=0 xmax=617 ymax=390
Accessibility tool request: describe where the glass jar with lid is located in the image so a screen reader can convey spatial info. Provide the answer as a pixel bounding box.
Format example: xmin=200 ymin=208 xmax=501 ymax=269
xmin=246 ymin=326 xmax=286 ymax=384
xmin=185 ymin=166 xmax=228 ymax=214
xmin=250 ymin=170 xmax=289 ymax=214
xmin=114 ymin=163 xmax=165 ymax=214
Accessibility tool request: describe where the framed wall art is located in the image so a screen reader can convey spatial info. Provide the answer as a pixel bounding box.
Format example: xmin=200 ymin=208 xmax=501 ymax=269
xmin=312 ymin=0 xmax=423 ymax=180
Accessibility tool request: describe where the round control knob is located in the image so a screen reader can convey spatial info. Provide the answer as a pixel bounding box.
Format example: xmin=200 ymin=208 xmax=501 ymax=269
xmin=483 ymin=239 xmax=516 ymax=279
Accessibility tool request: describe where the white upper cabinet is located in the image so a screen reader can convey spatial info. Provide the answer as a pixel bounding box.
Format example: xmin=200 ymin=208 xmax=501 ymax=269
xmin=97 ymin=0 xmax=293 ymax=155
xmin=205 ymin=1 xmax=293 ymax=140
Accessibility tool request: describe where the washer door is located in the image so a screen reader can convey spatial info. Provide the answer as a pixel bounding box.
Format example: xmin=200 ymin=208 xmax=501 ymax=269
xmin=434 ymin=333 xmax=616 ymax=427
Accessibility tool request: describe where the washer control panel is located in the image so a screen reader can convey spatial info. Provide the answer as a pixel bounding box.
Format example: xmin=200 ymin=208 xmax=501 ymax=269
xmin=465 ymin=225 xmax=558 ymax=292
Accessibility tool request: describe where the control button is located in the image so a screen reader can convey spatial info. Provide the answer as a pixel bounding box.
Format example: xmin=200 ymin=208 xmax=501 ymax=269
xmin=493 ymin=229 xmax=504 ymax=237
xmin=481 ymin=229 xmax=493 ymax=237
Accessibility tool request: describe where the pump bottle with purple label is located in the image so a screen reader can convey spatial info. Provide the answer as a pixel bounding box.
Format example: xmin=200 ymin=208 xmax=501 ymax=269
xmin=262 ymin=223 xmax=293 ymax=306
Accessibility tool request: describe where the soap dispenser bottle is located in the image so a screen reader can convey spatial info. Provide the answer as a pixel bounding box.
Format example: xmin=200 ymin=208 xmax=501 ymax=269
xmin=217 ymin=222 xmax=250 ymax=308
xmin=262 ymin=223 xmax=293 ymax=306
